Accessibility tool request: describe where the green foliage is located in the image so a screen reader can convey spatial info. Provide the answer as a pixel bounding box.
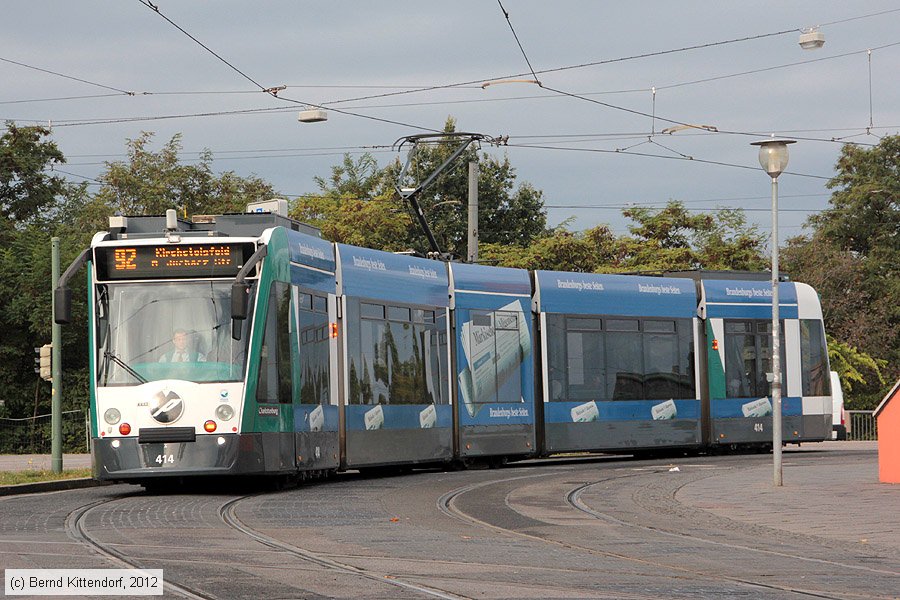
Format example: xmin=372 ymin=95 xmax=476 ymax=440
xmin=0 ymin=127 xmax=284 ymax=435
xmin=827 ymin=335 xmax=886 ymax=394
xmin=480 ymin=224 xmax=620 ymax=272
xmin=296 ymin=118 xmax=549 ymax=256
xmin=0 ymin=123 xmax=67 ymax=226
xmin=483 ymin=201 xmax=766 ymax=274
xmin=88 ymin=132 xmax=277 ymax=219
xmin=293 ymin=156 xmax=415 ymax=251
xmin=783 ymin=135 xmax=899 ymax=397
xmin=620 ymin=202 xmax=767 ymax=272
xmin=812 ymin=135 xmax=900 ymax=257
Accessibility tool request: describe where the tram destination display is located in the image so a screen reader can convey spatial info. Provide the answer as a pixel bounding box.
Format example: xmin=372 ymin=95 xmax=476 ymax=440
xmin=95 ymin=243 xmax=254 ymax=280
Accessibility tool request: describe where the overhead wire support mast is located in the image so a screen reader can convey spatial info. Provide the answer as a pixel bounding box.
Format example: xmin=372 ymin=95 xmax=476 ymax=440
xmin=393 ymin=133 xmax=491 ymax=260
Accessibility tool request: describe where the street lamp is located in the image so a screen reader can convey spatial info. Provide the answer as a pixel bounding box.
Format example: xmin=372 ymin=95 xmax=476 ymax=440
xmin=751 ymin=138 xmax=795 ymax=487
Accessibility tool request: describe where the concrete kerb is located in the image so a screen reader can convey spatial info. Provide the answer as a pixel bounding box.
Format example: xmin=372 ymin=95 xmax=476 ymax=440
xmin=0 ymin=477 xmax=102 ymax=497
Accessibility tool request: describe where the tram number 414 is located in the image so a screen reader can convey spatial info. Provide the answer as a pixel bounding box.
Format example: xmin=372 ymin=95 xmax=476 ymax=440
xmin=155 ymin=454 xmax=175 ymax=464
xmin=753 ymin=423 xmax=764 ymax=433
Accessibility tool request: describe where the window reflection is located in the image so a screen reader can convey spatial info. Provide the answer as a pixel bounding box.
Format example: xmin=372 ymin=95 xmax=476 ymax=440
xmin=96 ymin=281 xmax=250 ymax=386
xmin=546 ymin=315 xmax=695 ymax=401
xmin=724 ymin=319 xmax=786 ymax=398
xmin=350 ymin=300 xmax=448 ymax=406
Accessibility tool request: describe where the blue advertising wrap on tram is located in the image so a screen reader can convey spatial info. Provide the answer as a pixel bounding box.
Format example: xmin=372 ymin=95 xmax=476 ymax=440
xmin=287 ymin=230 xmax=336 ymax=292
xmin=702 ymin=279 xmax=798 ymax=319
xmin=536 ymin=271 xmax=699 ymax=426
xmin=344 ymin=404 xmax=453 ymax=430
xmin=543 ymin=399 xmax=701 ymax=422
xmin=709 ymin=397 xmax=802 ymax=419
xmin=535 ymin=271 xmax=697 ymax=317
xmin=450 ymin=263 xmax=535 ymax=427
xmin=336 ymin=244 xmax=449 ymax=306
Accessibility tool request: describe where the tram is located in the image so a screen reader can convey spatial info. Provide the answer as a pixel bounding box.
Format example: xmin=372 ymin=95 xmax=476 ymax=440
xmin=54 ymin=208 xmax=834 ymax=483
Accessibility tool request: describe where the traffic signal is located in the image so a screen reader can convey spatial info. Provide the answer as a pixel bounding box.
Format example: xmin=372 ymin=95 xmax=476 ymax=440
xmin=34 ymin=344 xmax=52 ymax=381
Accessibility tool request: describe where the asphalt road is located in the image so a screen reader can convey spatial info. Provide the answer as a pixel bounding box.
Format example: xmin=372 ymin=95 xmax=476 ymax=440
xmin=0 ymin=444 xmax=896 ymax=599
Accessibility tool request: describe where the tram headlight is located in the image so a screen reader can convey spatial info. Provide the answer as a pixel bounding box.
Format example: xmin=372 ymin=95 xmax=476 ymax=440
xmin=215 ymin=404 xmax=234 ymax=421
xmin=104 ymin=408 xmax=121 ymax=425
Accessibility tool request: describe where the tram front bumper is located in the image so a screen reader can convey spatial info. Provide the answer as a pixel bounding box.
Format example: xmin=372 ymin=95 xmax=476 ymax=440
xmin=92 ymin=433 xmax=265 ymax=480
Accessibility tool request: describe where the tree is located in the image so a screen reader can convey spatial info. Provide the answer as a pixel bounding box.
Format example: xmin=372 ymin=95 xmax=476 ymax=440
xmin=293 ymin=154 xmax=415 ymax=250
xmin=783 ymin=135 xmax=899 ymax=396
xmin=88 ymin=132 xmax=277 ymax=220
xmin=810 ymin=135 xmax=899 ymax=257
xmin=481 ymin=202 xmax=766 ymax=274
xmin=480 ymin=224 xmax=620 ymax=272
xmin=0 ymin=124 xmax=90 ymax=437
xmin=299 ymin=118 xmax=549 ymax=256
xmin=619 ymin=202 xmax=767 ymax=272
xmin=0 ymin=123 xmax=67 ymax=227
xmin=827 ymin=335 xmax=886 ymax=401
xmin=313 ymin=153 xmax=391 ymax=200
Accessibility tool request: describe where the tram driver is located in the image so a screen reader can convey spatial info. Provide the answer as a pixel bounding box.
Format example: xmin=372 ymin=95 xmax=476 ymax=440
xmin=159 ymin=329 xmax=206 ymax=363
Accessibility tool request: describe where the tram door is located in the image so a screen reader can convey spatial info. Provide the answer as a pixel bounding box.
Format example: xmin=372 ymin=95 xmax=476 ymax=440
xmin=293 ymin=287 xmax=340 ymax=472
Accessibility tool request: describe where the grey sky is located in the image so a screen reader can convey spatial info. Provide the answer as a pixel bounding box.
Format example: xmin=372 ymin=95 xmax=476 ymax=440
xmin=3 ymin=1 xmax=898 ymax=245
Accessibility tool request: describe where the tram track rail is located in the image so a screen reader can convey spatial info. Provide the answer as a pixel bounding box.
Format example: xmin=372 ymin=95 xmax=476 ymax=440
xmin=437 ymin=466 xmax=892 ymax=600
xmin=65 ymin=495 xmax=217 ymax=600
xmin=219 ymin=494 xmax=470 ymax=600
xmin=64 ymin=488 xmax=469 ymax=600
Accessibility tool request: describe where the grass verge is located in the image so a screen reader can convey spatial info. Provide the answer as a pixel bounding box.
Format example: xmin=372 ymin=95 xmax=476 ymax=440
xmin=0 ymin=468 xmax=92 ymax=486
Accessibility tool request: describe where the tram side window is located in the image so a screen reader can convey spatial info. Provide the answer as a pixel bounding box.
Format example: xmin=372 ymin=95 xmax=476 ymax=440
xmin=605 ymin=319 xmax=642 ymax=400
xmin=256 ymin=281 xmax=292 ymax=404
xmin=565 ymin=319 xmax=603 ymax=401
xmin=724 ymin=320 xmax=785 ymax=398
xmin=465 ymin=310 xmax=525 ymax=406
xmin=546 ymin=315 xmax=568 ymax=401
xmin=352 ymin=301 xmax=446 ymax=406
xmin=386 ymin=308 xmax=423 ymax=404
xmin=546 ymin=315 xmax=694 ymax=402
xmin=429 ymin=311 xmax=450 ymax=405
xmin=298 ymin=291 xmax=330 ymax=406
xmin=642 ymin=320 xmax=682 ymax=400
xmin=800 ymin=319 xmax=830 ymax=396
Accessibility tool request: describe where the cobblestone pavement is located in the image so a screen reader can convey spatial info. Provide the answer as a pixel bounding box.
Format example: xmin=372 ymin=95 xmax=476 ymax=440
xmin=0 ymin=443 xmax=895 ymax=599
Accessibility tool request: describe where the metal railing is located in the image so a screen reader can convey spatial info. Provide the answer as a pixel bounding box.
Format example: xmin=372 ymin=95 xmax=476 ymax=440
xmin=0 ymin=410 xmax=89 ymax=454
xmin=845 ymin=410 xmax=878 ymax=441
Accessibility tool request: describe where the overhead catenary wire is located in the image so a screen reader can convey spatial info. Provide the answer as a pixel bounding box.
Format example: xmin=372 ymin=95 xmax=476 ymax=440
xmin=322 ymin=28 xmax=803 ymax=107
xmin=495 ymin=0 xmax=542 ymax=85
xmin=14 ymin=40 xmax=897 ymax=150
xmin=134 ymin=0 xmax=441 ymax=134
xmin=506 ymin=142 xmax=831 ymax=180
xmin=5 ymin=38 xmax=896 ymax=112
xmin=0 ymin=56 xmax=136 ymax=95
xmin=320 ymin=7 xmax=900 ymax=108
xmin=545 ymin=205 xmax=825 ymax=213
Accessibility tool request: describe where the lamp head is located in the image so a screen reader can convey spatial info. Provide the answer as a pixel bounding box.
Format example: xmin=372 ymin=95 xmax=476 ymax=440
xmin=751 ymin=139 xmax=796 ymax=178
xmin=799 ymin=28 xmax=825 ymax=50
xmin=298 ymin=107 xmax=327 ymax=123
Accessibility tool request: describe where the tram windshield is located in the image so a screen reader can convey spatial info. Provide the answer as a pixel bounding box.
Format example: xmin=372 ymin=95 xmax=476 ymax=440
xmin=95 ymin=281 xmax=252 ymax=386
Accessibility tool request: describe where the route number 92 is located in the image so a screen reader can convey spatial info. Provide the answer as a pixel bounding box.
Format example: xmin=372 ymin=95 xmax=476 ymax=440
xmin=155 ymin=454 xmax=175 ymax=464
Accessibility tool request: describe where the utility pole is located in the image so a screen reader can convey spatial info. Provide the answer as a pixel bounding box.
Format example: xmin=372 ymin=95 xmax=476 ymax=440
xmin=51 ymin=237 xmax=62 ymax=474
xmin=467 ymin=161 xmax=479 ymax=263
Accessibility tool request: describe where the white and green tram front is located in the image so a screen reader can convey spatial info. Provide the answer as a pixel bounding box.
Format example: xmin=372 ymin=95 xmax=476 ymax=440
xmin=86 ymin=237 xmax=259 ymax=480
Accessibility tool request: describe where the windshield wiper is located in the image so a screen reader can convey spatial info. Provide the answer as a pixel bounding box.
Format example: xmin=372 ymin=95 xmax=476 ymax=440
xmin=103 ymin=350 xmax=148 ymax=384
